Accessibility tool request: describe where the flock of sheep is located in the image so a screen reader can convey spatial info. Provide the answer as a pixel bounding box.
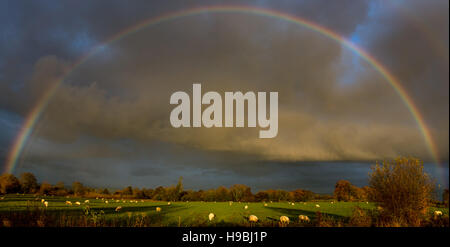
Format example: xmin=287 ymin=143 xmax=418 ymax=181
xmin=31 ymin=197 xmax=446 ymax=226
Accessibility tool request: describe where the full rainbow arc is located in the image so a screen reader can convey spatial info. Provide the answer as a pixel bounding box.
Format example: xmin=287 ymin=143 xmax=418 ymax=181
xmin=3 ymin=5 xmax=441 ymax=174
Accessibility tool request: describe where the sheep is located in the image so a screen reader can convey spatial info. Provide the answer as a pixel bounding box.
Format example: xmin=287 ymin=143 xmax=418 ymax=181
xmin=75 ymin=201 xmax=81 ymax=206
xmin=168 ymin=202 xmax=171 ymax=205
xmin=249 ymin=215 xmax=258 ymax=223
xmin=299 ymin=215 xmax=310 ymax=222
xmin=291 ymin=203 xmax=295 ymax=206
xmin=41 ymin=199 xmax=45 ymax=203
xmin=84 ymin=200 xmax=90 ymax=204
xmin=330 ymin=201 xmax=334 ymax=204
xmin=434 ymin=211 xmax=443 ymax=218
xmin=116 ymin=200 xmax=120 ymax=203
xmin=156 ymin=207 xmax=161 ymax=212
xmin=208 ymin=213 xmax=215 ymax=221
xmin=279 ymin=216 xmax=289 ymax=227
xmin=244 ymin=205 xmax=248 ymax=210
xmin=65 ymin=201 xmax=72 ymax=205
xmin=43 ymin=201 xmax=48 ymax=208
xmin=315 ymin=204 xmax=320 ymax=208
xmin=229 ymin=201 xmax=233 ymax=206
xmin=115 ymin=206 xmax=122 ymax=212
xmin=264 ymin=203 xmax=268 ymax=207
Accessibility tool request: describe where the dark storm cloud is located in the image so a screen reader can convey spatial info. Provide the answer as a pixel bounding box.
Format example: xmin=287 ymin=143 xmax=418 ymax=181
xmin=0 ymin=0 xmax=448 ymax=189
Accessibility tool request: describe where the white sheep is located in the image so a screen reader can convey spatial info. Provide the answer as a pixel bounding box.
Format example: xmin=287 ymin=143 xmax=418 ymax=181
xmin=291 ymin=203 xmax=295 ymax=206
xmin=105 ymin=200 xmax=109 ymax=204
xmin=115 ymin=206 xmax=122 ymax=212
xmin=84 ymin=200 xmax=90 ymax=204
xmin=41 ymin=199 xmax=45 ymax=203
xmin=156 ymin=207 xmax=161 ymax=212
xmin=264 ymin=203 xmax=268 ymax=207
xmin=279 ymin=216 xmax=289 ymax=226
xmin=315 ymin=204 xmax=320 ymax=208
xmin=65 ymin=201 xmax=72 ymax=205
xmin=167 ymin=202 xmax=171 ymax=205
xmin=244 ymin=205 xmax=248 ymax=210
xmin=249 ymin=215 xmax=258 ymax=223
xmin=43 ymin=201 xmax=48 ymax=208
xmin=434 ymin=210 xmax=443 ymax=218
xmin=299 ymin=215 xmax=310 ymax=222
xmin=208 ymin=213 xmax=215 ymax=221
xmin=75 ymin=201 xmax=81 ymax=206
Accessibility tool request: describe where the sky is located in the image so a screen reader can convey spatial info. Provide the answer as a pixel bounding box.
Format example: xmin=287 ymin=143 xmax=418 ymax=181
xmin=0 ymin=0 xmax=448 ymax=191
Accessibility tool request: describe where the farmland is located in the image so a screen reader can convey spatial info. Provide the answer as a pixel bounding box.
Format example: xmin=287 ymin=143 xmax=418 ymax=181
xmin=0 ymin=194 xmax=447 ymax=227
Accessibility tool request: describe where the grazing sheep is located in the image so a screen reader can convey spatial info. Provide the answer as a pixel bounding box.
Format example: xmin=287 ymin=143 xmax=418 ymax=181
xmin=299 ymin=215 xmax=310 ymax=222
xmin=156 ymin=207 xmax=161 ymax=212
xmin=115 ymin=206 xmax=122 ymax=212
xmin=279 ymin=216 xmax=289 ymax=226
xmin=244 ymin=205 xmax=248 ymax=210
xmin=315 ymin=204 xmax=320 ymax=208
xmin=41 ymin=199 xmax=45 ymax=203
xmin=249 ymin=215 xmax=258 ymax=223
xmin=208 ymin=213 xmax=215 ymax=221
xmin=264 ymin=203 xmax=268 ymax=207
xmin=96 ymin=197 xmax=99 ymax=200
xmin=168 ymin=202 xmax=171 ymax=205
xmin=229 ymin=201 xmax=233 ymax=206
xmin=434 ymin=211 xmax=443 ymax=218
xmin=65 ymin=201 xmax=72 ymax=205
xmin=84 ymin=200 xmax=89 ymax=204
xmin=75 ymin=201 xmax=81 ymax=206
xmin=291 ymin=203 xmax=295 ymax=206
xmin=43 ymin=201 xmax=48 ymax=208
xmin=330 ymin=201 xmax=334 ymax=204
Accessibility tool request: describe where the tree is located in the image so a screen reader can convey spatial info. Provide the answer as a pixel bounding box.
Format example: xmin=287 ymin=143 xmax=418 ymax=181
xmin=72 ymin=182 xmax=85 ymax=196
xmin=230 ymin=184 xmax=252 ymax=202
xmin=215 ymin=186 xmax=231 ymax=201
xmin=292 ymin=189 xmax=314 ymax=202
xmin=0 ymin=174 xmax=21 ymax=194
xmin=175 ymin=177 xmax=184 ymax=200
xmin=19 ymin=172 xmax=38 ymax=194
xmin=369 ymin=158 xmax=434 ymax=226
xmin=334 ymin=180 xmax=357 ymax=201
xmin=39 ymin=182 xmax=53 ymax=195
xmin=122 ymin=186 xmax=133 ymax=196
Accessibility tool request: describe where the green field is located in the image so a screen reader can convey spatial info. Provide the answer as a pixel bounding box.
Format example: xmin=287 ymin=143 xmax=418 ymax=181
xmin=0 ymin=194 xmax=448 ymax=227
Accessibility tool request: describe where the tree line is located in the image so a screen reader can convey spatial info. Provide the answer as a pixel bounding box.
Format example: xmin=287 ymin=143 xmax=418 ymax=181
xmin=0 ymin=172 xmax=372 ymax=202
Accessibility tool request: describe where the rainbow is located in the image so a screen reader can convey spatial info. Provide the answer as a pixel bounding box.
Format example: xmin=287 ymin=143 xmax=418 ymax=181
xmin=3 ymin=5 xmax=441 ymax=174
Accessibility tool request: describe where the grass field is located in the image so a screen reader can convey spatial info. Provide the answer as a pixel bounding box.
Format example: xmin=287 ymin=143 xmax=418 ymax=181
xmin=0 ymin=194 xmax=448 ymax=227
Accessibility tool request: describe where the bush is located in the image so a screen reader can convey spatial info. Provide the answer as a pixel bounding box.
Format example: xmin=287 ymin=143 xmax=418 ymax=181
xmin=369 ymin=157 xmax=434 ymax=226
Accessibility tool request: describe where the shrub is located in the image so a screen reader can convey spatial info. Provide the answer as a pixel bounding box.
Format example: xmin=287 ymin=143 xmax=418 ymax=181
xmin=369 ymin=157 xmax=434 ymax=226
